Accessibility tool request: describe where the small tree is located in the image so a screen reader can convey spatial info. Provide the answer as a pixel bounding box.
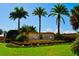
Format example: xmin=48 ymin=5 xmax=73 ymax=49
xmin=70 ymin=6 xmax=79 ymax=55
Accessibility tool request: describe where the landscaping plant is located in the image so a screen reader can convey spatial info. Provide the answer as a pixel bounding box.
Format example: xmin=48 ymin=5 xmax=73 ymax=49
xmin=6 ymin=30 xmax=19 ymax=43
xmin=0 ymin=29 xmax=3 ymax=35
xmin=70 ymin=5 xmax=79 ymax=56
xmin=71 ymin=32 xmax=79 ymax=56
xmin=16 ymin=33 xmax=28 ymax=42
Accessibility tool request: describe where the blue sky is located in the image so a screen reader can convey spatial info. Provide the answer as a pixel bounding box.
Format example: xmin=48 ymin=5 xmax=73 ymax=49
xmin=0 ymin=3 xmax=79 ymax=33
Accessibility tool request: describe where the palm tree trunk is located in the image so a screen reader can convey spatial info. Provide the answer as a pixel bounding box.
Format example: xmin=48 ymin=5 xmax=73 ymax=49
xmin=39 ymin=16 xmax=42 ymax=39
xmin=57 ymin=14 xmax=60 ymax=34
xmin=18 ymin=18 xmax=20 ymax=30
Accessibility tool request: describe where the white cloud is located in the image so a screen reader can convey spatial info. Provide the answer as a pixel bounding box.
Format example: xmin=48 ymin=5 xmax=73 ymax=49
xmin=42 ymin=28 xmax=76 ymax=34
xmin=42 ymin=28 xmax=53 ymax=32
xmin=61 ymin=30 xmax=76 ymax=34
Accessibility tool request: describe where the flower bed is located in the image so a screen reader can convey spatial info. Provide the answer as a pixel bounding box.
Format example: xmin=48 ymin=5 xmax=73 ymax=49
xmin=9 ymin=39 xmax=65 ymax=47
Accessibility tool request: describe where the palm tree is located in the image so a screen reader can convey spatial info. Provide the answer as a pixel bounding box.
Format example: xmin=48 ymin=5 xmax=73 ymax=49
xmin=70 ymin=6 xmax=79 ymax=30
xmin=49 ymin=4 xmax=69 ymax=34
xmin=70 ymin=6 xmax=79 ymax=56
xmin=32 ymin=7 xmax=47 ymax=39
xmin=9 ymin=7 xmax=29 ymax=30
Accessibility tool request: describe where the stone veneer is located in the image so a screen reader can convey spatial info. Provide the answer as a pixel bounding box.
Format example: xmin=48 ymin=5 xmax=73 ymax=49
xmin=28 ymin=32 xmax=55 ymax=40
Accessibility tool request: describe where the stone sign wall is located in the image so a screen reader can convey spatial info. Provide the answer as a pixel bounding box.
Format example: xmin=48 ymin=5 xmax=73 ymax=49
xmin=28 ymin=32 xmax=55 ymax=40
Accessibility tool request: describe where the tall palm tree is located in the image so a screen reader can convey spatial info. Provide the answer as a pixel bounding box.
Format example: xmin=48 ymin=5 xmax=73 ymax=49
xmin=70 ymin=6 xmax=79 ymax=30
xmin=49 ymin=4 xmax=69 ymax=34
xmin=9 ymin=7 xmax=29 ymax=30
xmin=32 ymin=7 xmax=47 ymax=39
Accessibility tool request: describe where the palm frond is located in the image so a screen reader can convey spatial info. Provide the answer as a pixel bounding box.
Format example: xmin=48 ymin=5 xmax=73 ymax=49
xmin=49 ymin=4 xmax=70 ymax=16
xmin=9 ymin=7 xmax=29 ymax=20
xmin=48 ymin=13 xmax=57 ymax=17
xmin=32 ymin=7 xmax=47 ymax=17
xmin=70 ymin=6 xmax=79 ymax=30
xmin=61 ymin=16 xmax=65 ymax=24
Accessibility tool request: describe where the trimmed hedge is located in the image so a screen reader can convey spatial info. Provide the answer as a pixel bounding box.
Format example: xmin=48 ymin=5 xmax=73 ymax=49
xmin=55 ymin=34 xmax=77 ymax=42
xmin=6 ymin=30 xmax=19 ymax=43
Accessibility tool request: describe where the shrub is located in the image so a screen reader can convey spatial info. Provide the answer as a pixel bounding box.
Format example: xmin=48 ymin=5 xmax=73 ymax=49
xmin=20 ymin=25 xmax=37 ymax=33
xmin=55 ymin=34 xmax=63 ymax=40
xmin=55 ymin=33 xmax=76 ymax=42
xmin=16 ymin=34 xmax=28 ymax=42
xmin=6 ymin=43 xmax=25 ymax=48
xmin=0 ymin=29 xmax=3 ymax=35
xmin=6 ymin=30 xmax=19 ymax=41
xmin=5 ymin=40 xmax=10 ymax=43
xmin=6 ymin=43 xmax=19 ymax=47
xmin=71 ymin=32 xmax=79 ymax=55
xmin=63 ymin=35 xmax=76 ymax=42
xmin=62 ymin=33 xmax=77 ymax=42
xmin=71 ymin=36 xmax=79 ymax=56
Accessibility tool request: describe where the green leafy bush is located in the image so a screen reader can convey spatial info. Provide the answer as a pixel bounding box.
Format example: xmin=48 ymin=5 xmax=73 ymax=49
xmin=0 ymin=29 xmax=3 ymax=35
xmin=6 ymin=30 xmax=19 ymax=43
xmin=71 ymin=32 xmax=79 ymax=55
xmin=6 ymin=43 xmax=19 ymax=47
xmin=71 ymin=37 xmax=79 ymax=55
xmin=6 ymin=30 xmax=19 ymax=40
xmin=20 ymin=25 xmax=37 ymax=33
xmin=63 ymin=35 xmax=76 ymax=42
xmin=55 ymin=34 xmax=63 ymax=40
xmin=16 ymin=34 xmax=28 ymax=42
xmin=55 ymin=33 xmax=76 ymax=42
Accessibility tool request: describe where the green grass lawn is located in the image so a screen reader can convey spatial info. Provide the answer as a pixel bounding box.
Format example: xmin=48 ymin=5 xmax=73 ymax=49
xmin=0 ymin=43 xmax=75 ymax=56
